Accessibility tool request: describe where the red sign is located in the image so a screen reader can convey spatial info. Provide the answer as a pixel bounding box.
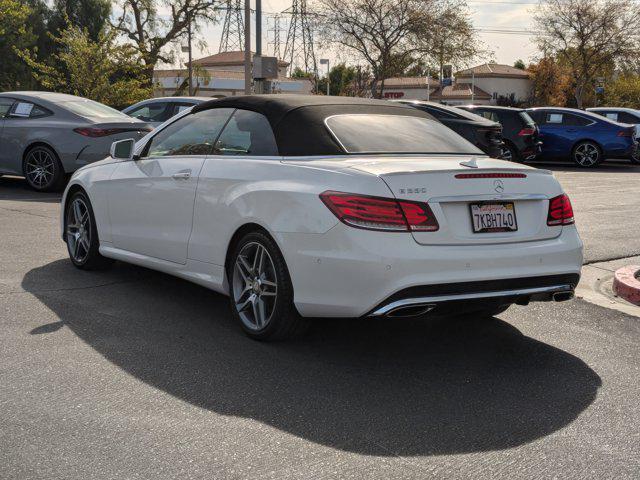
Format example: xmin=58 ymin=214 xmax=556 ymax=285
xmin=383 ymin=91 xmax=404 ymax=99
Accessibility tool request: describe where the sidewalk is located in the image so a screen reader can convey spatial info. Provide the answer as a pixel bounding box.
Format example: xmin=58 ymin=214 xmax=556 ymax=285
xmin=577 ymin=255 xmax=640 ymax=317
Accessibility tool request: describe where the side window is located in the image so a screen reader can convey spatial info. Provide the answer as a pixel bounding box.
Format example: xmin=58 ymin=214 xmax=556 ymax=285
xmin=172 ymin=102 xmax=196 ymax=116
xmin=603 ymin=112 xmax=618 ymax=121
xmin=527 ymin=111 xmax=543 ymax=124
xmin=128 ymin=103 xmax=169 ymax=122
xmin=8 ymin=101 xmax=51 ymax=118
xmin=0 ymin=98 xmax=15 ymax=117
xmin=144 ymin=108 xmax=234 ymax=157
xmin=546 ymin=113 xmax=563 ymax=124
xmin=563 ymin=114 xmax=591 ymax=126
xmin=618 ymin=112 xmax=639 ymax=124
xmin=424 ymin=106 xmax=458 ymax=120
xmin=478 ymin=110 xmax=499 ymax=122
xmin=213 ymin=109 xmax=278 ymax=156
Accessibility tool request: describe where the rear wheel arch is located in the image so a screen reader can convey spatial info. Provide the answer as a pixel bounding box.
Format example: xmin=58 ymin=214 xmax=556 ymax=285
xmin=224 ymin=223 xmax=279 ymax=281
xmin=23 ymin=142 xmax=64 ymax=172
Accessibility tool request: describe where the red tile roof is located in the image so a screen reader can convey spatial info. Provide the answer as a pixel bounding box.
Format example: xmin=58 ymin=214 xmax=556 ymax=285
xmin=455 ymin=63 xmax=529 ymax=79
xmin=191 ymin=50 xmax=289 ymax=67
xmin=382 ymin=76 xmax=440 ymax=89
xmin=429 ymin=84 xmax=492 ymax=100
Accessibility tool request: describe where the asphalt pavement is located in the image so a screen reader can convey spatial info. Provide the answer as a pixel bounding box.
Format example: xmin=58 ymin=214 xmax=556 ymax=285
xmin=0 ymin=165 xmax=639 ymax=479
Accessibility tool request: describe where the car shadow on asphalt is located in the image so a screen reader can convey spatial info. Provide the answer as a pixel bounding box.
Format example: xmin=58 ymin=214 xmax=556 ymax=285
xmin=0 ymin=176 xmax=63 ymax=203
xmin=22 ymin=259 xmax=602 ymax=457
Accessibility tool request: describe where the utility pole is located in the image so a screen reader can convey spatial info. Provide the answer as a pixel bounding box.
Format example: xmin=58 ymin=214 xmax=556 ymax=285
xmin=187 ymin=11 xmax=193 ymax=96
xmin=244 ymin=0 xmax=251 ymax=94
xmin=320 ymin=58 xmax=329 ymax=95
xmin=254 ymin=0 xmax=264 ymax=93
xmin=471 ymin=70 xmax=475 ymax=103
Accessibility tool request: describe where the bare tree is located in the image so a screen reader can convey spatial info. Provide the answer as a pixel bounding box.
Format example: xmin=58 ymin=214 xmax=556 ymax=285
xmin=534 ymin=0 xmax=640 ymax=108
xmin=111 ymin=0 xmax=219 ymax=86
xmin=416 ymin=0 xmax=489 ymax=76
xmin=315 ymin=0 xmax=430 ymax=98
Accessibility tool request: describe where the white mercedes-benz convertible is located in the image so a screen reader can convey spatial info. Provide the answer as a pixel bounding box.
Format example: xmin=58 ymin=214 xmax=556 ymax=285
xmin=60 ymin=95 xmax=583 ymax=340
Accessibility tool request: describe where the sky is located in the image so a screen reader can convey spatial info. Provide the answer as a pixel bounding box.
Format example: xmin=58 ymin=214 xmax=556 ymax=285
xmin=166 ymin=0 xmax=539 ymax=72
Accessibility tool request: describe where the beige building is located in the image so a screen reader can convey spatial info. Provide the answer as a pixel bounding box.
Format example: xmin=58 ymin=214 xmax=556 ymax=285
xmin=378 ymin=63 xmax=532 ymax=105
xmin=153 ymin=51 xmax=314 ymax=98
xmin=455 ymin=63 xmax=532 ymax=105
xmin=380 ymin=77 xmax=441 ymax=100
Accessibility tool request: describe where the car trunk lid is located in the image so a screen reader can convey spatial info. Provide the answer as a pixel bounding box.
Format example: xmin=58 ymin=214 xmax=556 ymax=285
xmin=346 ymin=155 xmax=562 ymax=245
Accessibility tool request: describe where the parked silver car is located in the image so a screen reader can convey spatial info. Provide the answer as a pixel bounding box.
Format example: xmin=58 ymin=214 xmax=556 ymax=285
xmin=122 ymin=96 xmax=208 ymax=127
xmin=0 ymin=92 xmax=153 ymax=191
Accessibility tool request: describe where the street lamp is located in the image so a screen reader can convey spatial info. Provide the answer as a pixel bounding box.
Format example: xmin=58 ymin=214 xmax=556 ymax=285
xmin=319 ymin=58 xmax=330 ymax=96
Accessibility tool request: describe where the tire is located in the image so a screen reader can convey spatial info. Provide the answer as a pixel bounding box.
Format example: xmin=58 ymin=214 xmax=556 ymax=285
xmin=500 ymin=142 xmax=520 ymax=163
xmin=572 ymin=141 xmax=602 ymax=168
xmin=23 ymin=145 xmax=66 ymax=192
xmin=630 ymin=148 xmax=640 ymax=165
xmin=64 ymin=191 xmax=114 ymax=270
xmin=228 ymin=231 xmax=309 ymax=341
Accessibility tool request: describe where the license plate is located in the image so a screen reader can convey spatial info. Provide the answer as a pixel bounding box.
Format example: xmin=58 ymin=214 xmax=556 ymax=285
xmin=470 ymin=202 xmax=518 ymax=233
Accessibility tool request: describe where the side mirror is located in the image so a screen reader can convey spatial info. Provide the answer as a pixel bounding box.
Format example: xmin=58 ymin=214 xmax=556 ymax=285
xmin=110 ymin=138 xmax=135 ymax=160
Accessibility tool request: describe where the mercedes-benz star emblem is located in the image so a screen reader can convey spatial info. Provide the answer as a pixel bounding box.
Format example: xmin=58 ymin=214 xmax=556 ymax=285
xmin=494 ymin=179 xmax=504 ymax=193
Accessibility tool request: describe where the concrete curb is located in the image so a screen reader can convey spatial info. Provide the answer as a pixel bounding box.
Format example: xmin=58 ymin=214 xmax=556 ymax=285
xmin=613 ymin=265 xmax=640 ymax=306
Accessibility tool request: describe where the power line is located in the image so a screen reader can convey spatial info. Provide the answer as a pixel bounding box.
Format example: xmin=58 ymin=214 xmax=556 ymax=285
xmin=283 ymin=0 xmax=317 ymax=75
xmin=219 ymin=0 xmax=245 ymax=52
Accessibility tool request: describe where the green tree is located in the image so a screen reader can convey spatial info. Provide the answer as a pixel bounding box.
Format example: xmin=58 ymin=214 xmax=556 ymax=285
xmin=0 ymin=0 xmax=36 ymax=89
xmin=527 ymin=56 xmax=573 ymax=107
xmin=19 ymin=22 xmax=152 ymax=108
xmin=535 ymin=0 xmax=640 ymax=108
xmin=317 ymin=63 xmax=357 ymax=96
xmin=416 ymin=0 xmax=489 ymax=76
xmin=603 ymin=74 xmax=640 ymax=108
xmin=513 ymin=59 xmax=526 ymax=70
xmin=49 ymin=0 xmax=111 ymax=41
xmin=111 ymin=0 xmax=219 ymax=87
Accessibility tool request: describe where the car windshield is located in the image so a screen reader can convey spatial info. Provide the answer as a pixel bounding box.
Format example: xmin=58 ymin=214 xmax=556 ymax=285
xmin=63 ymin=100 xmax=129 ymax=119
xmin=325 ymin=114 xmax=483 ymax=155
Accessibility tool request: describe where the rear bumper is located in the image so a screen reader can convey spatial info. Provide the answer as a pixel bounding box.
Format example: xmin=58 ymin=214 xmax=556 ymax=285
xmin=275 ymin=224 xmax=583 ymax=318
xmin=369 ymin=274 xmax=577 ymax=317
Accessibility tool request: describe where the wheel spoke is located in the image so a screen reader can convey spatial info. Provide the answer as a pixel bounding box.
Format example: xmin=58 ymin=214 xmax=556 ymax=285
xmin=236 ymin=293 xmax=254 ymax=313
xmin=73 ymin=236 xmax=82 ymax=258
xmin=253 ymin=245 xmax=264 ymax=275
xmin=236 ymin=255 xmax=252 ymax=282
xmin=252 ymin=296 xmax=263 ymax=327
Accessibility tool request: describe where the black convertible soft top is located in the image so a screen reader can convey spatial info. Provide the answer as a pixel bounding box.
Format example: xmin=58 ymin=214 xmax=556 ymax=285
xmin=192 ymin=94 xmax=434 ymax=156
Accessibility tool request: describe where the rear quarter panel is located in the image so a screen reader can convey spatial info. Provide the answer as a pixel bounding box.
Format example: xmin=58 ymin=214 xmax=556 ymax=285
xmin=187 ymin=157 xmax=392 ymax=267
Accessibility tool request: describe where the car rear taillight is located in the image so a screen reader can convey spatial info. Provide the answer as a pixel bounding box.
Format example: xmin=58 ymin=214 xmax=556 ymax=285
xmin=73 ymin=127 xmax=149 ymax=137
xmin=320 ymin=191 xmax=439 ymax=232
xmin=617 ymin=128 xmax=634 ymax=137
xmin=518 ymin=127 xmax=536 ymax=136
xmin=547 ymin=194 xmax=574 ymax=226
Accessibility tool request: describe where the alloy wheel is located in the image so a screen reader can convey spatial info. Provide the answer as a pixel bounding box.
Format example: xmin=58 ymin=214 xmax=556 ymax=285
xmin=25 ymin=148 xmax=56 ymax=189
xmin=574 ymin=143 xmax=599 ymax=167
xmin=66 ymin=197 xmax=92 ymax=264
xmin=232 ymin=242 xmax=278 ymax=331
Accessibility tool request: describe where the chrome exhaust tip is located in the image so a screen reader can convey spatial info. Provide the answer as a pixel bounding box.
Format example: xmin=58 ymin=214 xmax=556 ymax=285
xmin=552 ymin=291 xmax=574 ymax=302
xmin=386 ymin=304 xmax=436 ymax=318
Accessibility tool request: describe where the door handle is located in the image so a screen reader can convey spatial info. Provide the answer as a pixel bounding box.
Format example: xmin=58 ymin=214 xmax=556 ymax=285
xmin=172 ymin=172 xmax=191 ymax=180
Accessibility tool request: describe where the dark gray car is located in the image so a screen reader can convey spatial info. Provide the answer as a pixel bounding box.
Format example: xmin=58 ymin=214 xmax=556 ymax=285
xmin=122 ymin=96 xmax=208 ymax=128
xmin=0 ymin=92 xmax=153 ymax=191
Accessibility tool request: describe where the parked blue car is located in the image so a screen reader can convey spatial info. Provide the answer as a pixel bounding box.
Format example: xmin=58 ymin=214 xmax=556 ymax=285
xmin=526 ymin=107 xmax=637 ymax=167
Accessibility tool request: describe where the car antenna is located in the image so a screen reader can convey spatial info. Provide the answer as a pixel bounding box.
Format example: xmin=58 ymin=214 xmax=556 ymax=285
xmin=460 ymin=156 xmax=479 ymax=168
